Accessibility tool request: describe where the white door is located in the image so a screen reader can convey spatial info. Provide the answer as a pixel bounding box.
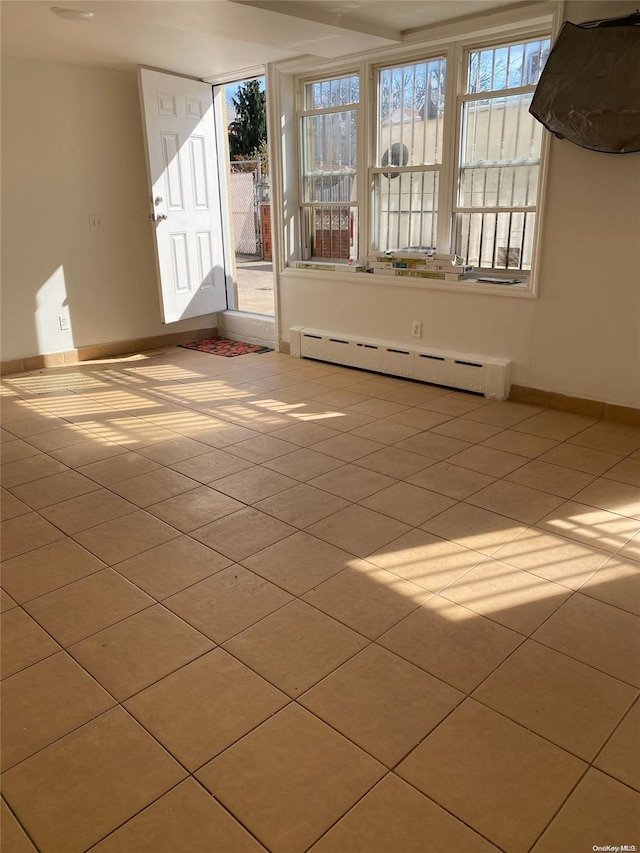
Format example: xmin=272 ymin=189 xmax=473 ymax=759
xmin=138 ymin=68 xmax=229 ymax=323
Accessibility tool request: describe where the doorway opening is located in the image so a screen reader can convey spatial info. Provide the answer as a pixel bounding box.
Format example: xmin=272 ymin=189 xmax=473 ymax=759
xmin=219 ymin=76 xmax=274 ymax=317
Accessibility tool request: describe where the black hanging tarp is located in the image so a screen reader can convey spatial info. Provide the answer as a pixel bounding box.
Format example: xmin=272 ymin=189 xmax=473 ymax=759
xmin=529 ymin=13 xmax=640 ymax=154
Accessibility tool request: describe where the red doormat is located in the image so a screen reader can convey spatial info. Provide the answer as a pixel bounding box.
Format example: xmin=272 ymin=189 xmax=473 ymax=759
xmin=178 ymin=338 xmax=273 ymax=357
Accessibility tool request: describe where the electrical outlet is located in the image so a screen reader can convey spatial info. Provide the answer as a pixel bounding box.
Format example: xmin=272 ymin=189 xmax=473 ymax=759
xmin=59 ymin=315 xmax=70 ymax=331
xmin=89 ymin=215 xmax=103 ymax=231
xmin=411 ymin=320 xmax=422 ymax=338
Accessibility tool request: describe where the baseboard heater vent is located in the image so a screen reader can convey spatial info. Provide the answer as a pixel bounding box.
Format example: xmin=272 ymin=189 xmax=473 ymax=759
xmin=289 ymin=326 xmax=511 ymax=399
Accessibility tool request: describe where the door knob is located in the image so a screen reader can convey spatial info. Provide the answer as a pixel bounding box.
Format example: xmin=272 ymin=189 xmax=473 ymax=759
xmin=148 ymin=213 xmax=168 ymax=222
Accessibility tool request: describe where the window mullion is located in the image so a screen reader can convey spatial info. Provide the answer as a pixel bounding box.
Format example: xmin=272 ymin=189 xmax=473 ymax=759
xmin=437 ymin=42 xmax=460 ymax=254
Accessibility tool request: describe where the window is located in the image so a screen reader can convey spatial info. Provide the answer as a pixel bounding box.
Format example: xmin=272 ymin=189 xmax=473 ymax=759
xmin=300 ymin=75 xmax=359 ymax=261
xmin=373 ymin=57 xmax=446 ymax=252
xmin=455 ymin=38 xmax=551 ymax=271
xmin=293 ymin=25 xmax=553 ymax=287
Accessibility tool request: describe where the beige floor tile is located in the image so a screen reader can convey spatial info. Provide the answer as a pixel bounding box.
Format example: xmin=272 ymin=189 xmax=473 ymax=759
xmin=1 ymin=608 xmax=61 ymax=679
xmin=356 ymin=445 xmax=432 ymax=479
xmin=110 ymin=468 xmax=200 ymax=508
xmin=379 ymin=596 xmax=523 ymax=693
xmin=308 ymin=505 xmax=411 ymax=559
xmin=0 ymin=489 xmax=31 ymax=520
xmin=262 ymin=448 xmax=344 ymax=482
xmin=481 ymin=429 xmax=559 ymax=458
xmin=368 ymin=528 xmax=486 ymax=592
xmin=407 ymin=461 xmax=495 ymax=499
xmin=164 ymin=565 xmax=292 ymax=643
xmin=422 ymin=503 xmax=528 ymax=557
xmin=197 ymin=703 xmax=384 ymax=853
xmin=270 ymin=421 xmax=340 ymax=446
xmin=25 ymin=569 xmax=154 ymax=647
xmin=137 ymin=436 xmax=211 ymax=464
xmin=312 ymin=389 xmax=369 ymax=408
xmin=473 ymin=640 xmax=637 ymax=761
xmin=91 ymin=779 xmax=265 ymax=853
xmin=512 ymin=410 xmax=597 ymax=440
xmin=492 ymin=528 xmax=609 ymax=590
xmin=147 ymin=485 xmax=244 ymax=532
xmin=191 ymin=507 xmax=295 ymax=561
xmin=1 ymin=454 xmax=68 ymax=487
xmin=225 ymin=434 xmax=298 ymax=463
xmin=361 ymin=482 xmax=456 ymax=526
xmin=568 ymin=424 xmax=640 ymax=456
xmin=532 ymin=769 xmax=640 ymax=853
xmin=74 ymin=510 xmax=180 ymax=563
xmin=211 ymin=466 xmax=298 ymax=503
xmin=537 ymin=500 xmax=640 ymax=554
xmin=0 ymin=589 xmax=18 ymax=613
xmin=242 ymin=532 xmax=353 ymax=595
xmin=573 ymin=478 xmax=640 ymax=519
xmin=398 ymin=700 xmax=584 ymax=853
xmin=594 ymin=700 xmax=640 ymax=792
xmin=224 ymin=599 xmax=368 ymax=697
xmin=347 ymin=398 xmax=409 ymax=419
xmin=1 ymin=539 xmax=105 ymax=603
xmin=467 ymin=480 xmax=565 ymax=525
xmin=533 ymin=593 xmax=640 ymax=687
xmin=538 ymin=441 xmax=623 ymax=475
xmin=113 ymin=536 xmax=231 ymax=600
xmin=1 ymin=652 xmax=115 ymax=771
xmin=430 ymin=418 xmax=502 ymax=443
xmin=506 ymin=459 xmax=596 ymax=498
xmin=395 ymin=431 xmax=471 ymax=461
xmin=619 ymin=530 xmax=640 ymax=562
xmin=255 ymin=483 xmax=349 ymax=528
xmin=310 ymin=774 xmax=498 ymax=853
xmin=387 ymin=407 xmax=453 ymax=430
xmin=300 ymin=645 xmax=462 ymax=766
xmin=418 ymin=394 xmax=490 ymax=417
xmin=191 ymin=422 xmax=258 ymax=447
xmin=349 ymin=419 xmax=421 ymax=445
xmin=309 ymin=464 xmax=395 ymax=501
xmin=69 ymin=605 xmax=214 ymax=700
xmin=77 ymin=452 xmax=161 ymax=485
xmin=605 ymin=457 xmax=640 ymax=487
xmin=580 ymin=557 xmax=640 ymax=616
xmin=169 ymin=447 xmax=254 ymax=482
xmin=50 ymin=440 xmax=128 ymax=468
xmin=0 ymin=799 xmax=38 ymax=852
xmin=27 ymin=426 xmax=98 ymax=453
xmin=1 ymin=438 xmax=41 ymax=463
xmin=304 ymin=409 xmax=375 ymax=433
xmin=440 ymin=558 xmax=572 ymax=634
xmin=380 ymin=385 xmax=446 ymax=406
xmin=464 ymin=401 xmax=543 ymax=428
xmin=40 ymin=489 xmax=136 ymax=534
xmin=125 ymin=649 xmax=288 ymax=771
xmin=446 ymin=444 xmax=529 ymax=477
xmin=0 ymin=511 xmax=65 ymax=560
xmin=0 ymin=707 xmax=186 ymax=853
xmin=303 ymin=561 xmax=430 ymax=639
xmin=310 ymin=433 xmax=384 ymax=462
xmin=9 ymin=469 xmax=100 ymax=509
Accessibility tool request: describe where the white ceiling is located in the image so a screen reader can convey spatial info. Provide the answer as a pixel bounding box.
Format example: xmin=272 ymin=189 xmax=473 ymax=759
xmin=1 ymin=0 xmax=531 ymax=80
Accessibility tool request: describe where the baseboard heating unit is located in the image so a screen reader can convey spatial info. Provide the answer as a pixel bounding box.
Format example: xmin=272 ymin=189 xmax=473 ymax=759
xmin=289 ymin=326 xmax=511 ymax=400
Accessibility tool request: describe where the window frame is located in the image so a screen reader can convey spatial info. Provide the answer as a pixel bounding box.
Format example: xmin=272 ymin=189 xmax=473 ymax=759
xmin=283 ymin=2 xmax=562 ymax=298
xmin=297 ymin=71 xmax=361 ymax=262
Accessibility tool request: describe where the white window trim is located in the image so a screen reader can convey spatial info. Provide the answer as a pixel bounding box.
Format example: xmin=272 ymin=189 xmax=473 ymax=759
xmin=272 ymin=1 xmax=564 ymax=299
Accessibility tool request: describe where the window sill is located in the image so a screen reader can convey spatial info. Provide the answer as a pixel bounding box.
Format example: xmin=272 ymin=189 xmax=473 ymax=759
xmin=282 ymin=265 xmax=536 ymax=298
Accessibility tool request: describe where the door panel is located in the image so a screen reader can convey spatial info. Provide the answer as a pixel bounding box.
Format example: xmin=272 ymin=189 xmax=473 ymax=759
xmin=138 ymin=68 xmax=228 ymax=323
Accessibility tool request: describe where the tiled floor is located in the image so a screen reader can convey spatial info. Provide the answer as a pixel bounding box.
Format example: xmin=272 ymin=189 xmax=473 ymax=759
xmin=1 ymin=346 xmax=639 ymax=853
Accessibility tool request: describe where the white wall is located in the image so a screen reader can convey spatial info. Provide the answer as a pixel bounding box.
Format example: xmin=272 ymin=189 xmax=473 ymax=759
xmin=1 ymin=57 xmax=214 ymax=360
xmin=273 ymin=0 xmax=640 ymax=408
